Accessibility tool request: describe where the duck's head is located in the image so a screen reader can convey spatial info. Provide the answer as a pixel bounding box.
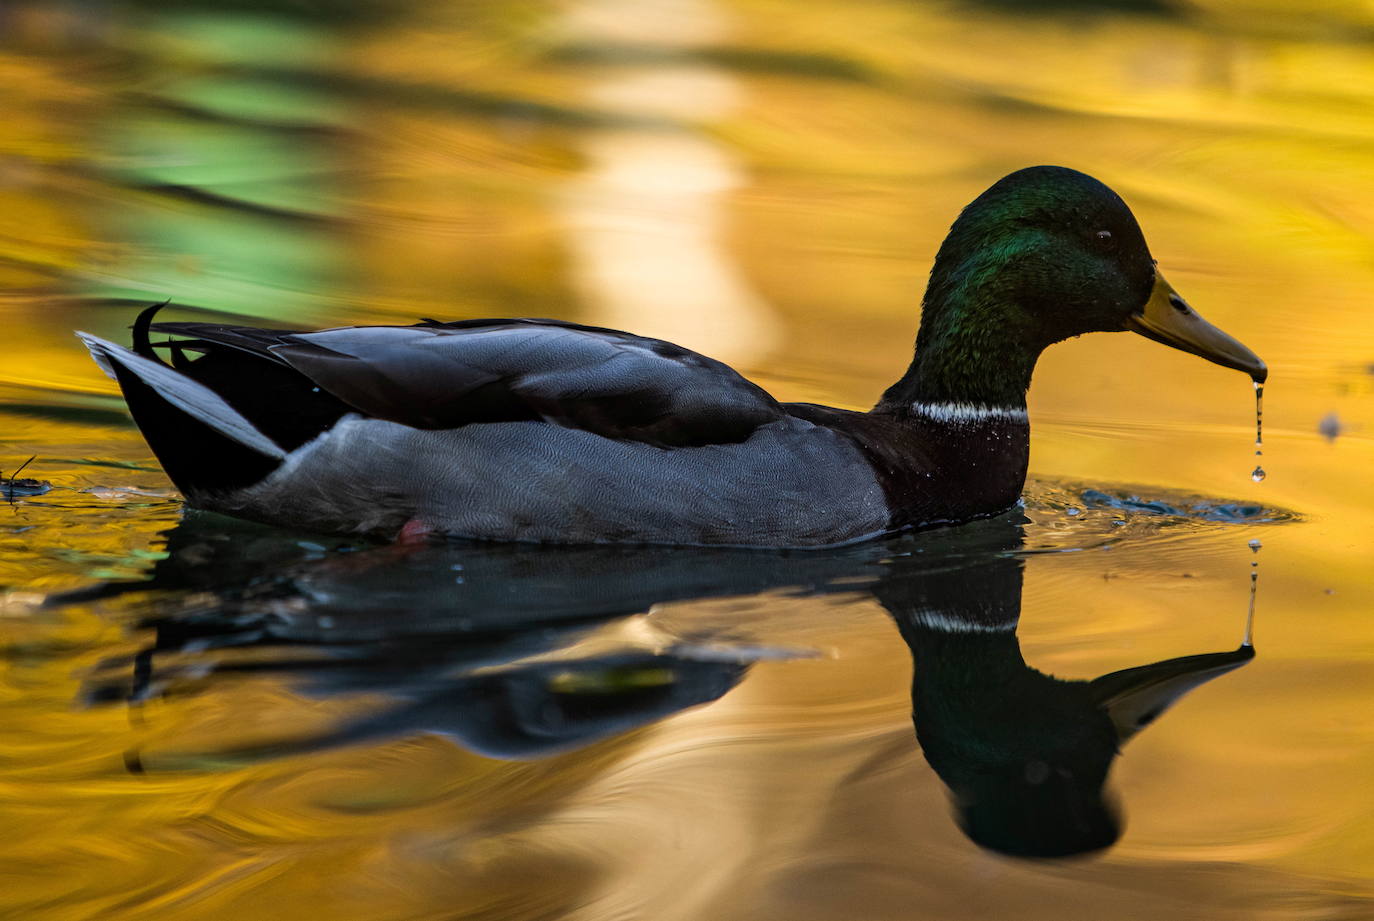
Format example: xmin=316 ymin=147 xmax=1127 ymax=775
xmin=912 ymin=166 xmax=1265 ymax=400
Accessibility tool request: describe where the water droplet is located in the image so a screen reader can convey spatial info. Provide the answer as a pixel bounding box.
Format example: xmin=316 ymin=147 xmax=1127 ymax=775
xmin=1251 ymin=466 xmax=1266 ymax=482
xmin=1318 ymin=411 xmax=1342 ymax=442
xmin=1250 ymin=381 xmax=1265 ymax=482
xmin=1247 ymin=538 xmax=1262 ymax=551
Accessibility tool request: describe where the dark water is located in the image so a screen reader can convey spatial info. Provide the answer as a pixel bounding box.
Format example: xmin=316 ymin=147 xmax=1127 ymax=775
xmin=4 ymin=0 xmax=1374 ymax=918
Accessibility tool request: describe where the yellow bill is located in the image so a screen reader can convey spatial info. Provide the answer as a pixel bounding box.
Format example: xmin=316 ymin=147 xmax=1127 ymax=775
xmin=1126 ymin=272 xmax=1267 ymax=383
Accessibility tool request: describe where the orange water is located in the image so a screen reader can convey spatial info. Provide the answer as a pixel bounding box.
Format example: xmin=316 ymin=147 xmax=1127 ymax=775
xmin=3 ymin=1 xmax=1374 ymax=918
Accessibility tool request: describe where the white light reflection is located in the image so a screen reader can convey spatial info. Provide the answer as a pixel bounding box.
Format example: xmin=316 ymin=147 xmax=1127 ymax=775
xmin=557 ymin=0 xmax=780 ymax=367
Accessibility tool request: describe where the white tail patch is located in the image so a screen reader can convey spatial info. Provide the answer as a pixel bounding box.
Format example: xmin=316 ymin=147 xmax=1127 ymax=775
xmin=75 ymin=332 xmax=286 ymax=460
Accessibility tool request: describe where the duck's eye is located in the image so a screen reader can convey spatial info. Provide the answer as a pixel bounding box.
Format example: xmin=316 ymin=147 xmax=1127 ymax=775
xmin=1095 ymin=230 xmax=1113 ymax=243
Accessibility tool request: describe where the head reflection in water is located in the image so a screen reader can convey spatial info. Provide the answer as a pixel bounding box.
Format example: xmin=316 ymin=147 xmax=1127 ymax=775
xmin=878 ymin=526 xmax=1253 ymax=858
xmin=76 ymin=511 xmax=1256 ymax=859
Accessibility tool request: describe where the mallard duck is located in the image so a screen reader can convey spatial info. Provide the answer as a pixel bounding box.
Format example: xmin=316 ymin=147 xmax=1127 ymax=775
xmin=78 ymin=166 xmax=1265 ymax=547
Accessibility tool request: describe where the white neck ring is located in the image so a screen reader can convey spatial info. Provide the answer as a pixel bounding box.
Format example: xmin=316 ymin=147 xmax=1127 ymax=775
xmin=910 ymin=401 xmax=1028 ymax=424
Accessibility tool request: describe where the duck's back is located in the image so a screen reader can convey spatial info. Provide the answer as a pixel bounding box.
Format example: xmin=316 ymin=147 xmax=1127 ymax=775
xmin=80 ymin=311 xmax=896 ymax=547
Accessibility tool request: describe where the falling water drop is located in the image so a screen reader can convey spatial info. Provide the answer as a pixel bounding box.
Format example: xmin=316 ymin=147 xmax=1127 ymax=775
xmin=1250 ymin=381 xmax=1265 ymax=482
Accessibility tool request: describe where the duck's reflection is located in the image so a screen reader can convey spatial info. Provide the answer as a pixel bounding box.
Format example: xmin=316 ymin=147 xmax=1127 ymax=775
xmin=879 ymin=542 xmax=1251 ymax=856
xmin=75 ymin=511 xmax=1254 ymax=858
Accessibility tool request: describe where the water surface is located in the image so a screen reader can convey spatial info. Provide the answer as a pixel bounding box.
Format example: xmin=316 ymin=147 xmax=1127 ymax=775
xmin=3 ymin=0 xmax=1374 ymax=918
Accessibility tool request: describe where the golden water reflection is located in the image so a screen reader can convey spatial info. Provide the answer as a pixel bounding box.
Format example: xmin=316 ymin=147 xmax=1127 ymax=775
xmin=3 ymin=0 xmax=1374 ymax=917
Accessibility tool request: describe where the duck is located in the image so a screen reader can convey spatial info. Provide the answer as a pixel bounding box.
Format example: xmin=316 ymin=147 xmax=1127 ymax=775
xmin=78 ymin=165 xmax=1266 ymax=548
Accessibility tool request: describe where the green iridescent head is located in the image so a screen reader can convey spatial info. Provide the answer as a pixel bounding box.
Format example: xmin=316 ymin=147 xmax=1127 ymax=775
xmin=925 ymin=166 xmax=1155 ymax=345
xmin=884 ymin=166 xmax=1265 ymax=409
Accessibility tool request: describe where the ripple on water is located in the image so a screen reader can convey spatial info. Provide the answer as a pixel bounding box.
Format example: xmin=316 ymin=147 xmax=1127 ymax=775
xmin=1018 ymin=478 xmax=1298 ymax=554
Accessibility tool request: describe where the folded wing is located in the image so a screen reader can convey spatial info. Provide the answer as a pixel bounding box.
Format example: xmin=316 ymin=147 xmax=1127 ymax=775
xmin=152 ymin=317 xmax=785 ymax=448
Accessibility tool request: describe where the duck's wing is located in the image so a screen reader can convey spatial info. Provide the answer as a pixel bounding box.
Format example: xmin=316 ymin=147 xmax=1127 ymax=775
xmin=151 ymin=318 xmax=785 ymax=448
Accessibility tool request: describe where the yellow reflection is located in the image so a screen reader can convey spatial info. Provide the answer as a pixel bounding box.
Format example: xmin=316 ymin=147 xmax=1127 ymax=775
xmin=2 ymin=0 xmax=1374 ymax=915
xmin=556 ymin=0 xmax=781 ymax=366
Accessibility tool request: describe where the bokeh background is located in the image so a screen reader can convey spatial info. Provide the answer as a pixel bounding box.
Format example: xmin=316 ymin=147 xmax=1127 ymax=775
xmin=2 ymin=0 xmax=1373 ymax=918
